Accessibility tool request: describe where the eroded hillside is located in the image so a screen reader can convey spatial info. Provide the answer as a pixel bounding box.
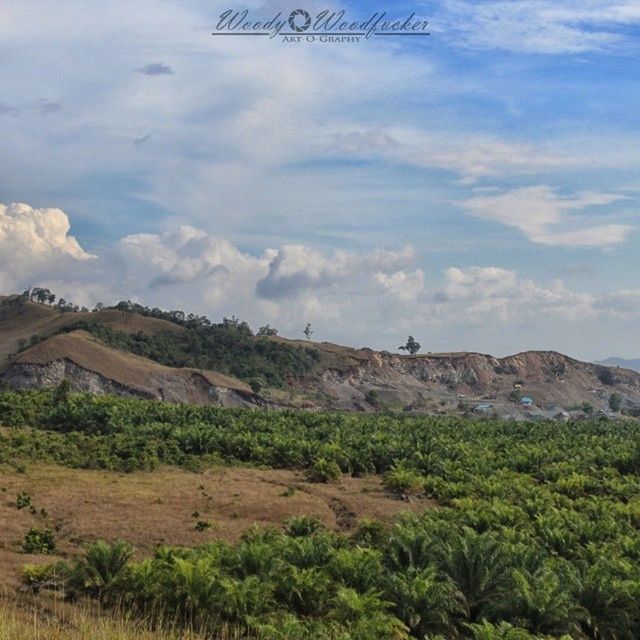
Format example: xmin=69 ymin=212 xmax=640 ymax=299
xmin=1 ymin=295 xmax=638 ymax=416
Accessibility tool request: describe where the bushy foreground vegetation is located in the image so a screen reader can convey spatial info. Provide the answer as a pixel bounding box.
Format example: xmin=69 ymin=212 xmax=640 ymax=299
xmin=3 ymin=389 xmax=640 ymax=638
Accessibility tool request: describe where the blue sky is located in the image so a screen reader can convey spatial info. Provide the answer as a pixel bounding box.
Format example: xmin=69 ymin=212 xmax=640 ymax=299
xmin=1 ymin=0 xmax=640 ymax=359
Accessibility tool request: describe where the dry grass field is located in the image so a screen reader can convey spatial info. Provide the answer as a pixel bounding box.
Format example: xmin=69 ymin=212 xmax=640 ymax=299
xmin=0 ymin=590 xmax=214 ymax=640
xmin=0 ymin=461 xmax=431 ymax=638
xmin=0 ymin=463 xmax=431 ymax=588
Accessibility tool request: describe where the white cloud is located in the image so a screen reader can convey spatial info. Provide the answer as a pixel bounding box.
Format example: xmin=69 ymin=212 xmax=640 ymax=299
xmin=2 ymin=199 xmax=640 ymax=361
xmin=440 ymin=266 xmax=518 ymax=300
xmin=435 ymin=266 xmax=595 ymax=324
xmin=595 ymin=289 xmax=640 ymax=317
xmin=460 ymin=186 xmax=634 ymax=247
xmin=441 ymin=0 xmax=640 ymax=54
xmin=0 ymin=202 xmax=93 ymax=262
xmin=256 ymin=245 xmax=416 ymax=300
xmin=0 ymin=202 xmax=94 ymax=292
xmin=330 ymin=128 xmax=583 ymax=180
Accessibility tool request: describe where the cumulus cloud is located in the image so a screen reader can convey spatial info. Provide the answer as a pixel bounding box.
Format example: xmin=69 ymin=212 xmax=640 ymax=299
xmin=2 ymin=201 xmax=640 ymax=358
xmin=438 ymin=267 xmax=518 ymax=301
xmin=0 ymin=201 xmax=93 ymax=263
xmin=107 ymin=228 xmax=425 ymax=338
xmin=256 ymin=245 xmax=416 ymax=300
xmin=0 ymin=202 xmax=95 ymax=294
xmin=460 ymin=186 xmax=634 ymax=247
xmin=594 ymin=289 xmax=640 ymax=317
xmin=433 ymin=266 xmax=598 ymax=326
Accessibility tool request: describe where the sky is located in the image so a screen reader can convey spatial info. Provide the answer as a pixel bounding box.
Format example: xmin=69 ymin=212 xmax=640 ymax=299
xmin=1 ymin=0 xmax=640 ymax=360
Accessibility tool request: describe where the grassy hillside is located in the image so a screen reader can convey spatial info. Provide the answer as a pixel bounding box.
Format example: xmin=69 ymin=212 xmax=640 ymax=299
xmin=53 ymin=319 xmax=321 ymax=388
xmin=1 ymin=296 xmax=322 ymax=392
xmin=0 ymin=297 xmax=184 ymax=367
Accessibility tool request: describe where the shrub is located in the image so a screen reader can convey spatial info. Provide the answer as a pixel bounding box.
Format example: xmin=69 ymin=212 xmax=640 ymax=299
xmin=365 ymin=390 xmax=379 ymax=406
xmin=53 ymin=379 xmax=71 ymax=404
xmin=609 ymin=393 xmax=622 ymax=412
xmin=285 ymin=516 xmax=324 ymax=537
xmin=305 ymin=458 xmax=341 ymax=483
xmin=16 ymin=491 xmax=32 ymax=510
xmin=351 ymin=519 xmax=387 ymax=547
xmin=20 ymin=563 xmax=57 ymax=593
xmin=383 ymin=467 xmax=423 ymax=497
xmin=22 ymin=528 xmax=56 ymax=555
xmin=195 ymin=520 xmax=212 ymax=531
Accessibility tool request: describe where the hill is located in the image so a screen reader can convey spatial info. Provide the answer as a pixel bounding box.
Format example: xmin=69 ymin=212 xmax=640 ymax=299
xmin=7 ymin=330 xmax=257 ymax=407
xmin=597 ymin=357 xmax=640 ymax=373
xmin=1 ymin=295 xmax=639 ymax=416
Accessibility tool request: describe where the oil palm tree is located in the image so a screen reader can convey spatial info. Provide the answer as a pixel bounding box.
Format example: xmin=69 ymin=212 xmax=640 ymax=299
xmin=575 ymin=563 xmax=639 ymax=640
xmin=385 ymin=565 xmax=466 ymax=638
xmin=67 ymin=540 xmax=133 ymax=602
xmin=433 ymin=527 xmax=513 ymax=622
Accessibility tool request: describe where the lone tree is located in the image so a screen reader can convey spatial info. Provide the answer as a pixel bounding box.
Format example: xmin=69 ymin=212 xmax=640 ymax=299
xmin=30 ymin=287 xmax=54 ymax=305
xmin=399 ymin=335 xmax=421 ymax=356
xmin=257 ymin=324 xmax=278 ymax=337
xmin=303 ymin=323 xmax=314 ymax=341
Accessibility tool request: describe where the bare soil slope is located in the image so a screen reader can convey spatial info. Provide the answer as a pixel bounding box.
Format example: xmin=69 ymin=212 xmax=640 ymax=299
xmin=4 ymin=330 xmax=255 ymax=406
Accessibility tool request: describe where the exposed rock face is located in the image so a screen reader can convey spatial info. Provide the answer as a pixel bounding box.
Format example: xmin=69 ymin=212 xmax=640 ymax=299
xmin=2 ymin=359 xmax=143 ymax=397
xmin=1 ymin=359 xmax=261 ymax=408
xmin=314 ymin=350 xmax=640 ymax=414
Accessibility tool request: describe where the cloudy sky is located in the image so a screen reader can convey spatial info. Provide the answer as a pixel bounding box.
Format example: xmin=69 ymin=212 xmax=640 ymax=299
xmin=1 ymin=0 xmax=640 ymax=360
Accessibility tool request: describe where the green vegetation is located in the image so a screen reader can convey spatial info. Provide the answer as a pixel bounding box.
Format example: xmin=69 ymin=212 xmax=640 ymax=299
xmin=305 ymin=458 xmax=342 ymax=483
xmin=3 ymin=389 xmax=640 ymax=637
xmin=609 ymin=392 xmax=623 ymax=413
xmin=382 ymin=466 xmax=423 ymax=496
xmin=364 ymin=389 xmax=379 ymax=406
xmin=57 ymin=319 xmax=320 ymax=387
xmin=398 ymin=335 xmax=421 ymax=355
xmin=22 ymin=527 xmax=56 ymax=554
xmin=16 ymin=489 xmax=32 ymax=510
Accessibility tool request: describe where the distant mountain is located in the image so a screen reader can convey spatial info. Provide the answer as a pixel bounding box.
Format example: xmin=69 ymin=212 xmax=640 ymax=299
xmin=597 ymin=358 xmax=640 ymax=373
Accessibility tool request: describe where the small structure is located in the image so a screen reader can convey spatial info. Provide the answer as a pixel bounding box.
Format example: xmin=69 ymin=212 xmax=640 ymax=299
xmin=474 ymin=403 xmax=493 ymax=414
xmin=554 ymin=410 xmax=570 ymax=421
xmin=520 ymin=396 xmax=534 ymax=408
